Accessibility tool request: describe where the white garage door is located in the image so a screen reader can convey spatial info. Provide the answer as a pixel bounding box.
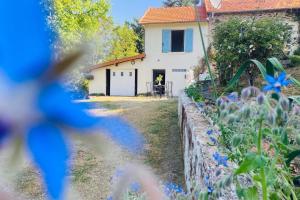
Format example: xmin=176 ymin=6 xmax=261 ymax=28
xmin=110 ymin=69 xmax=135 ymax=96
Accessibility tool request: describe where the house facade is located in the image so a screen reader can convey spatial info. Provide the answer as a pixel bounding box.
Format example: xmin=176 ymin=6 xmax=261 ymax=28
xmin=88 ymin=0 xmax=300 ymax=97
xmin=89 ymin=6 xmax=209 ymax=96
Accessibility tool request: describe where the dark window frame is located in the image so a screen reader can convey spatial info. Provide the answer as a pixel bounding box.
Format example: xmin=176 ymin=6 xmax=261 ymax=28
xmin=171 ymin=30 xmax=184 ymax=52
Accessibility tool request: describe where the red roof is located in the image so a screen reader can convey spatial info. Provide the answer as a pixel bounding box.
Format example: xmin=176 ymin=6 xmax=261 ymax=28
xmin=139 ymin=6 xmax=208 ymax=24
xmin=90 ymin=54 xmax=146 ymax=70
xmin=204 ymin=0 xmax=300 ymax=13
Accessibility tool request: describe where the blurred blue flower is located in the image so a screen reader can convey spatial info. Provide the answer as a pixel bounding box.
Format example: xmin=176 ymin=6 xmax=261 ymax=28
xmin=263 ymin=72 xmax=291 ymax=93
xmin=227 ymin=92 xmax=238 ymax=102
xmin=130 ymin=182 xmax=141 ymax=193
xmin=207 ymin=186 xmax=214 ymax=193
xmin=204 ymin=176 xmax=214 ymax=194
xmin=209 ymin=137 xmax=218 ymax=145
xmin=207 ymin=129 xmax=213 ymax=135
xmin=213 ymin=152 xmax=228 ymax=167
xmin=164 ymin=182 xmax=184 ymax=196
xmin=0 ymin=1 xmax=144 ymax=199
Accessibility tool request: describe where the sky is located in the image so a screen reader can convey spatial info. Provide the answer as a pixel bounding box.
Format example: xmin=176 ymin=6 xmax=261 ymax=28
xmin=110 ymin=0 xmax=162 ymax=24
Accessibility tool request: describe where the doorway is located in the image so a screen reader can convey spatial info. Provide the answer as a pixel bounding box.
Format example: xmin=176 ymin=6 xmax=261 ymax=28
xmin=153 ymin=69 xmax=166 ymax=95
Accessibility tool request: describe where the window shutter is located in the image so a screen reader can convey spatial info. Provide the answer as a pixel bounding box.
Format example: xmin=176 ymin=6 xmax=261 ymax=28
xmin=162 ymin=29 xmax=171 ymax=53
xmin=184 ymin=29 xmax=193 ymax=53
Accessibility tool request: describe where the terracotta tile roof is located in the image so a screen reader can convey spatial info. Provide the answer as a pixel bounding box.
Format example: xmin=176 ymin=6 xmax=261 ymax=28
xmin=89 ymin=54 xmax=146 ymax=71
xmin=204 ymin=0 xmax=300 ymax=13
xmin=139 ymin=6 xmax=208 ymax=24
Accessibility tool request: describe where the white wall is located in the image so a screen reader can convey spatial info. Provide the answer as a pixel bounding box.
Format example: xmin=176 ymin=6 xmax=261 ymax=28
xmin=89 ymin=22 xmax=209 ymax=96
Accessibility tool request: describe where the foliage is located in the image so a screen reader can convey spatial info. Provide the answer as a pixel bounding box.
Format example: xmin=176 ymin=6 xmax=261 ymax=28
xmin=290 ymin=55 xmax=300 ymax=67
xmin=213 ymin=17 xmax=291 ymax=86
xmin=155 ymin=74 xmax=164 ymax=85
xmin=185 ymin=83 xmax=205 ymax=102
xmin=107 ymin=24 xmax=139 ymax=60
xmin=211 ymin=80 xmax=300 ymax=199
xmin=293 ymin=47 xmax=300 ymax=56
xmin=49 ymin=0 xmax=112 ymax=54
xmin=163 ymin=0 xmax=200 ymax=7
xmin=227 ymin=57 xmax=300 ymax=91
xmin=125 ymin=19 xmax=145 ymax=53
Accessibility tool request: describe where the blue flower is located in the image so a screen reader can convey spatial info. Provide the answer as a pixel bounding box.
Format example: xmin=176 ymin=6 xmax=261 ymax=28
xmin=263 ymin=72 xmax=291 ymax=93
xmin=0 ymin=1 xmax=144 ymax=199
xmin=164 ymin=182 xmax=184 ymax=196
xmin=130 ymin=182 xmax=141 ymax=193
xmin=207 ymin=129 xmax=214 ymax=135
xmin=209 ymin=137 xmax=218 ymax=145
xmin=213 ymin=152 xmax=228 ymax=167
xmin=227 ymin=92 xmax=238 ymax=102
xmin=204 ymin=176 xmax=214 ymax=194
xmin=207 ymin=186 xmax=214 ymax=193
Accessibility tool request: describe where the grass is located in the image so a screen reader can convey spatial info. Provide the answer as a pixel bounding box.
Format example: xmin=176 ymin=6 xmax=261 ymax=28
xmin=72 ymin=150 xmax=98 ymax=183
xmin=10 ymin=96 xmax=183 ymax=199
xmin=118 ymin=99 xmax=184 ymax=185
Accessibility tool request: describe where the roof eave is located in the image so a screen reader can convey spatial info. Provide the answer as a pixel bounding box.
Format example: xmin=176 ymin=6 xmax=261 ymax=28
xmin=89 ymin=54 xmax=146 ymax=71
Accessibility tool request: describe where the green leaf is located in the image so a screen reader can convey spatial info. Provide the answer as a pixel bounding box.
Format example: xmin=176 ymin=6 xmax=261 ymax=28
xmin=286 ymin=150 xmax=300 ymax=166
xmin=244 ymin=187 xmax=259 ymax=200
xmin=281 ymin=130 xmax=288 ymax=145
xmin=232 ymin=134 xmax=243 ymax=147
xmin=226 ymin=59 xmax=266 ymax=90
xmin=269 ymin=192 xmax=281 ymax=200
xmin=235 ymin=153 xmax=266 ymax=175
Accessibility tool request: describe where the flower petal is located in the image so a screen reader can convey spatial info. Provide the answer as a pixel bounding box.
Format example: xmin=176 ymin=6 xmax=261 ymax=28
xmin=265 ymin=75 xmax=276 ymax=84
xmin=97 ymin=116 xmax=144 ymax=153
xmin=282 ymin=79 xmax=292 ymax=87
xmin=26 ymin=123 xmax=69 ymax=200
xmin=263 ymin=85 xmax=273 ymax=92
xmin=38 ymin=83 xmax=98 ymax=129
xmin=0 ymin=0 xmax=54 ymax=82
xmin=0 ymin=121 xmax=10 ymax=146
xmin=274 ymin=87 xmax=281 ymax=93
xmin=278 ymin=72 xmax=286 ymax=82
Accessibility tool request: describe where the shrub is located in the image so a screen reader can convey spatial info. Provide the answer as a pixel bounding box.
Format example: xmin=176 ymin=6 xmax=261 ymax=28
xmin=213 ymin=17 xmax=291 ymax=86
xmin=290 ymin=55 xmax=300 ymax=67
xmin=185 ymin=83 xmax=204 ymax=102
xmin=294 ymin=47 xmax=300 ymax=56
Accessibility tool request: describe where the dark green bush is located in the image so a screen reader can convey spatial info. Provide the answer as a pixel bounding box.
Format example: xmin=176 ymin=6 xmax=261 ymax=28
xmin=290 ymin=55 xmax=300 ymax=67
xmin=213 ymin=17 xmax=291 ymax=86
xmin=293 ymin=47 xmax=300 ymax=56
xmin=185 ymin=84 xmax=204 ymax=102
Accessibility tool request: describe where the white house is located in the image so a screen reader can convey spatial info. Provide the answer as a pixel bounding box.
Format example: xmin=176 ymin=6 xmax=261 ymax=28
xmin=88 ymin=6 xmax=209 ymax=96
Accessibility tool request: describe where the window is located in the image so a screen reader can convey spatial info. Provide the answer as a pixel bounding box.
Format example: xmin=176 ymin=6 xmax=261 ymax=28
xmin=113 ymin=72 xmax=116 ymax=76
xmin=129 ymin=72 xmax=133 ymax=76
xmin=121 ymin=72 xmax=124 ymax=76
xmin=171 ymin=30 xmax=184 ymax=52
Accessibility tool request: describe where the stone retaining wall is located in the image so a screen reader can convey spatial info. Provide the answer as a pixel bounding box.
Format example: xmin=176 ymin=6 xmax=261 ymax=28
xmin=178 ymin=92 xmax=237 ymax=199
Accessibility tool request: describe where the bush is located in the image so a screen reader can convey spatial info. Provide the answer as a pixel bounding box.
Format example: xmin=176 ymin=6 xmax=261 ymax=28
xmin=290 ymin=55 xmax=300 ymax=67
xmin=185 ymin=84 xmax=204 ymax=102
xmin=213 ymin=17 xmax=291 ymax=86
xmin=294 ymin=47 xmax=300 ymax=56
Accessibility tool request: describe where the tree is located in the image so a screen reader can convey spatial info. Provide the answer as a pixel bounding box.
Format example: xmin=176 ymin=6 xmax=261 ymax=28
xmin=213 ymin=17 xmax=291 ymax=86
xmin=107 ymin=24 xmax=139 ymax=60
xmin=49 ymin=0 xmax=112 ymax=54
xmin=125 ymin=19 xmax=145 ymax=53
xmin=45 ymin=0 xmax=113 ymax=96
xmin=163 ymin=0 xmax=200 ymax=7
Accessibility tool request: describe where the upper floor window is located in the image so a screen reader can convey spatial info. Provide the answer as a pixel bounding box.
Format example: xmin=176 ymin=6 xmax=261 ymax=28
xmin=171 ymin=30 xmax=184 ymax=52
xmin=162 ymin=29 xmax=193 ymax=53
